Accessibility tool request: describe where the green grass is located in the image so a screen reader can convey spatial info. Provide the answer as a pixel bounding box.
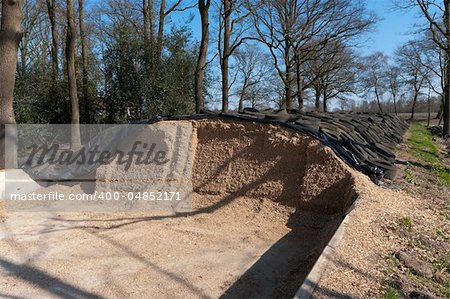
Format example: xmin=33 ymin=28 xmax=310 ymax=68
xmin=398 ymin=216 xmax=413 ymax=232
xmin=404 ymin=167 xmax=416 ymax=185
xmin=437 ymin=228 xmax=450 ymax=241
xmin=441 ymin=280 xmax=450 ymax=298
xmin=384 ymin=286 xmax=400 ymax=299
xmin=407 ymin=123 xmax=450 ymax=187
xmin=445 ymin=201 xmax=450 ymax=220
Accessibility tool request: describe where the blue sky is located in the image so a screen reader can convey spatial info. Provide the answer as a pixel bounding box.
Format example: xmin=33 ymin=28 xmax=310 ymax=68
xmin=362 ymin=0 xmax=420 ymax=57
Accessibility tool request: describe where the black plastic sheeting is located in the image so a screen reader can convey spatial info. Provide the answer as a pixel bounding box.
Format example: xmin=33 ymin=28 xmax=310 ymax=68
xmin=24 ymin=109 xmax=408 ymax=182
xmin=147 ymin=109 xmax=409 ymax=180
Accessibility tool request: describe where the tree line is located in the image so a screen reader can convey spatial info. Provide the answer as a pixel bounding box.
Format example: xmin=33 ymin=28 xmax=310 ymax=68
xmin=0 ymin=0 xmax=449 ymax=162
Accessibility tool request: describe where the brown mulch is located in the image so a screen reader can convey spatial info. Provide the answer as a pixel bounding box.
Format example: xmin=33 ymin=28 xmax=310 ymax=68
xmin=313 ymin=125 xmax=450 ymax=298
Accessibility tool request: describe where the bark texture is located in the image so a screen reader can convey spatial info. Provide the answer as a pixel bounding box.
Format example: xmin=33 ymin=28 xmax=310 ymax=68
xmin=220 ymin=0 xmax=231 ymax=112
xmin=46 ymin=0 xmax=58 ymax=82
xmin=194 ymin=0 xmax=210 ymax=114
xmin=0 ymin=0 xmax=23 ymax=169
xmin=445 ymin=0 xmax=450 ymax=135
xmin=66 ymin=0 xmax=81 ymax=149
xmin=78 ymin=0 xmax=90 ymax=123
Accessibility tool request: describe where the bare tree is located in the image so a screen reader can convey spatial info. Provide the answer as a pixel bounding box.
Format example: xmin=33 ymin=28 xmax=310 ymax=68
xmin=0 ymin=0 xmax=23 ymax=168
xmin=395 ymin=40 xmax=429 ymax=120
xmin=320 ymin=61 xmax=358 ymax=112
xmin=155 ymin=0 xmax=193 ymax=61
xmin=252 ymin=0 xmax=374 ymax=110
xmin=304 ymin=41 xmax=359 ymax=112
xmin=78 ymin=0 xmax=90 ymax=123
xmin=18 ymin=0 xmax=42 ymax=76
xmin=66 ymin=0 xmax=81 ymax=148
xmin=232 ymin=44 xmax=271 ymax=112
xmin=252 ymin=0 xmax=296 ymax=109
xmin=217 ymin=0 xmax=257 ymax=112
xmin=46 ymin=0 xmax=58 ymax=82
xmin=405 ymin=0 xmax=450 ymax=134
xmin=420 ymin=33 xmax=446 ymax=120
xmin=291 ymin=0 xmax=375 ymax=110
xmin=362 ymin=52 xmax=388 ymax=113
xmin=194 ymin=0 xmax=211 ymax=113
xmin=386 ymin=65 xmax=402 ymax=115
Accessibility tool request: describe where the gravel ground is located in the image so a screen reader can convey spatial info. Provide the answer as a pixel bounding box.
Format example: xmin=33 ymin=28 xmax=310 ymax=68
xmin=313 ymin=123 xmax=450 ymax=298
xmin=0 ymin=194 xmax=341 ymax=298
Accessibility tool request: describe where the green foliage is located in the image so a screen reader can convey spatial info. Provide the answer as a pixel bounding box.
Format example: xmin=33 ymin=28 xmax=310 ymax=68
xmin=404 ymin=167 xmax=416 ymax=185
xmin=441 ymin=281 xmax=450 ymax=298
xmin=13 ymin=20 xmax=201 ymax=124
xmin=384 ymin=286 xmax=400 ymax=299
xmin=398 ymin=216 xmax=413 ymax=231
xmin=102 ymin=24 xmax=197 ymax=123
xmin=407 ymin=123 xmax=450 ymax=187
xmin=13 ymin=66 xmax=70 ymax=124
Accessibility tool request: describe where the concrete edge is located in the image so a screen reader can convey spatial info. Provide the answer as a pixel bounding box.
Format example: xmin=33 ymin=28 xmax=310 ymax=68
xmin=293 ymin=214 xmax=350 ymax=299
xmin=0 ymin=169 xmax=46 ymax=200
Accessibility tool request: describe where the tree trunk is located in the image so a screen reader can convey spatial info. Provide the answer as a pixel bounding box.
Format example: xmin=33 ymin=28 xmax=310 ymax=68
xmin=143 ymin=0 xmax=151 ymax=65
xmin=437 ymin=97 xmax=444 ymax=119
xmin=194 ymin=0 xmax=210 ymax=114
xmin=0 ymin=0 xmax=23 ymax=169
xmin=284 ymin=41 xmax=292 ymax=109
xmin=143 ymin=0 xmax=150 ymax=45
xmin=443 ymin=0 xmax=450 ymax=135
xmin=66 ymin=0 xmax=81 ymax=149
xmin=410 ymin=91 xmax=418 ymax=120
xmin=220 ymin=55 xmax=229 ymax=112
xmin=20 ymin=45 xmax=26 ymax=75
xmin=238 ymin=91 xmax=244 ymax=112
xmin=323 ymin=95 xmax=328 ymax=113
xmin=427 ymin=90 xmax=431 ymax=127
xmin=375 ymin=88 xmax=383 ymax=113
xmin=78 ymin=0 xmax=90 ymax=123
xmin=238 ymin=77 xmax=248 ymax=113
xmin=444 ymin=61 xmax=450 ymax=135
xmin=149 ymin=0 xmax=155 ymax=53
xmin=314 ymin=88 xmax=320 ymax=111
xmin=46 ymin=0 xmax=58 ymax=82
xmin=295 ymin=52 xmax=304 ymax=111
xmin=221 ymin=0 xmax=231 ymax=113
xmin=156 ymin=0 xmax=165 ymax=61
xmin=393 ymin=94 xmax=397 ymax=115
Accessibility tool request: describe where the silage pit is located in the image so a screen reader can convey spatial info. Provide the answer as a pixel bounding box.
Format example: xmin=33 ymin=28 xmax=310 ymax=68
xmin=190 ymin=119 xmax=358 ymax=297
xmin=0 ymin=119 xmax=358 ymax=298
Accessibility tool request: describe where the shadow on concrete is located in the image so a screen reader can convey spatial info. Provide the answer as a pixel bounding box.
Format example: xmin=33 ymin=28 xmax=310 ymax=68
xmin=220 ymin=210 xmax=341 ymax=298
xmin=0 ymin=258 xmax=103 ymax=299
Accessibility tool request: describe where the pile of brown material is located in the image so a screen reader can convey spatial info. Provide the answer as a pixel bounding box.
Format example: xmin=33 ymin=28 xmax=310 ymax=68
xmin=191 ymin=119 xmax=358 ymax=213
xmin=0 ymin=201 xmax=4 ymax=222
